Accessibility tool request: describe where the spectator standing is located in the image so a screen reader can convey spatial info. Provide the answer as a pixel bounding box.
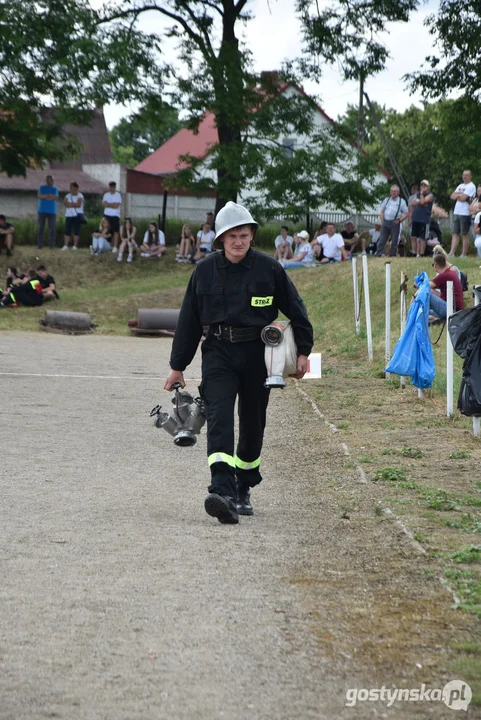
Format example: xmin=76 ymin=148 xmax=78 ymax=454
xmin=449 ymin=170 xmax=476 ymax=258
xmin=469 ymin=184 xmax=481 ymax=229
xmin=0 ymin=215 xmax=15 ymax=256
xmin=474 ymin=212 xmax=481 ymax=258
xmin=376 ymin=185 xmax=408 ymax=257
xmin=316 ymin=223 xmax=348 ymax=263
xmin=117 ymin=218 xmax=137 ymax=263
xmin=62 ymin=181 xmax=84 ymax=251
xmin=36 ymin=265 xmax=59 ymax=301
xmin=90 ymin=218 xmax=112 ymax=256
xmin=37 ymin=175 xmax=58 ymax=249
xmin=410 ymin=180 xmax=434 ymax=257
xmin=194 ymin=222 xmax=215 ymax=262
xmin=282 ymin=231 xmax=314 ymax=269
xmin=177 ymin=224 xmax=195 ymax=263
xmin=273 ymin=225 xmax=294 ymax=260
xmin=102 ymin=181 xmax=122 ymax=252
xmin=141 ymin=222 xmax=166 ymax=258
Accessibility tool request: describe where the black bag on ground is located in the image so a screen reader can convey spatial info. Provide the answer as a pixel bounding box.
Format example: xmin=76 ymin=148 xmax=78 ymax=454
xmin=449 ymin=305 xmax=481 ymax=416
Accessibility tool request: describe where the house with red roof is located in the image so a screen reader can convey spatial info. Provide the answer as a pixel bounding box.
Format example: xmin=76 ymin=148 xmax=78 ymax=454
xmin=0 ymin=109 xmax=126 ymax=219
xmin=134 ymin=83 xmax=389 ymax=220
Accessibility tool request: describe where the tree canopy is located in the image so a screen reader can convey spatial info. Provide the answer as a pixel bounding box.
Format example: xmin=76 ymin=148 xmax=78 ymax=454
xmin=0 ymin=0 xmax=161 ymax=175
xmin=337 ymin=97 xmax=481 ymax=208
xmin=409 ymin=1 xmax=481 ymax=100
xmin=109 ymin=101 xmax=182 ymax=166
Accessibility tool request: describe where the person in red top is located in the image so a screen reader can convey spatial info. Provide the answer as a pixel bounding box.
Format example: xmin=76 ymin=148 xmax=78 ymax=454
xmin=429 ymin=254 xmax=464 ymax=321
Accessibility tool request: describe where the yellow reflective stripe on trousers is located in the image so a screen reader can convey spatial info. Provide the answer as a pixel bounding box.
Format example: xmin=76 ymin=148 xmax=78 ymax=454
xmin=208 ymin=452 xmax=235 ymax=467
xmin=235 ymin=456 xmax=260 ymax=470
xmin=9 ymin=293 xmax=15 ymax=302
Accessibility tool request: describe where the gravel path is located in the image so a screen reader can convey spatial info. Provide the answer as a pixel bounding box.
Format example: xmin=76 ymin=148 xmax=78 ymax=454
xmin=0 ymin=332 xmax=470 ymax=719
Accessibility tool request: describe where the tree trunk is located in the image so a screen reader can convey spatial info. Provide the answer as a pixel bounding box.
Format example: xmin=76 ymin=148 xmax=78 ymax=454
xmin=212 ymin=1 xmax=244 ymax=213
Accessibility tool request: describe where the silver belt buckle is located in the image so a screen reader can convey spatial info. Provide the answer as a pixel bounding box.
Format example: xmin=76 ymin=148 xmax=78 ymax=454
xmin=212 ymin=324 xmax=222 ymax=339
xmin=229 ymin=326 xmax=235 ymax=342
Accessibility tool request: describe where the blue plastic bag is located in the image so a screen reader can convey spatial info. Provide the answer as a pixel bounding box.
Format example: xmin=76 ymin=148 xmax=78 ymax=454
xmin=385 ymin=272 xmax=435 ymax=389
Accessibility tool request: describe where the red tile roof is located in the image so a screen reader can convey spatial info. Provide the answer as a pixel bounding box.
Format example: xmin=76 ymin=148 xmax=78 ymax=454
xmin=0 ymin=168 xmax=106 ymax=193
xmin=135 ymin=113 xmax=218 ymax=175
xmin=135 ymin=86 xmax=390 ymax=180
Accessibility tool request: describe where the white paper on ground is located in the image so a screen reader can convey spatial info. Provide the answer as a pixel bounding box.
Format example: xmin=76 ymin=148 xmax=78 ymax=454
xmin=304 ymin=353 xmax=322 ymax=379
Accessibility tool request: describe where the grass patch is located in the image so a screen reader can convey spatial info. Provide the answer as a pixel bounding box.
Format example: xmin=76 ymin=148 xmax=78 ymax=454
xmin=450 ymin=545 xmax=481 ymax=565
xmin=381 ymin=447 xmax=426 ymax=458
xmin=450 ymin=449 xmax=472 ymax=460
xmin=371 ymin=467 xmax=409 ymax=484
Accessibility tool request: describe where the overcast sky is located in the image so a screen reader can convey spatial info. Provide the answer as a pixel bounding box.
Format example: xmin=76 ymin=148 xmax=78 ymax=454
xmin=102 ymin=0 xmax=440 ymax=129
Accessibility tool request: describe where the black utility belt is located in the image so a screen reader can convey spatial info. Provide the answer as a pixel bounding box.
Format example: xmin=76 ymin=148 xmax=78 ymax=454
xmin=208 ymin=324 xmax=262 ymax=343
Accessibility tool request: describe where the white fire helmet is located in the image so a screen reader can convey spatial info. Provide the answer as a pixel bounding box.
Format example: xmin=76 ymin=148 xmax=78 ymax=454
xmin=213 ymin=202 xmax=258 ymax=249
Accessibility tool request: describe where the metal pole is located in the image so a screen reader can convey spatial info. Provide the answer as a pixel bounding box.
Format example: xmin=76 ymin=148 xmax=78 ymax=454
xmin=352 ymin=256 xmax=360 ymax=335
xmin=160 ymin=190 xmax=168 ymax=233
xmin=362 ymin=253 xmax=373 ymax=361
xmin=400 ymin=272 xmax=407 ymax=389
xmin=385 ymin=262 xmax=391 ymax=378
xmin=446 ymin=280 xmax=454 ymax=417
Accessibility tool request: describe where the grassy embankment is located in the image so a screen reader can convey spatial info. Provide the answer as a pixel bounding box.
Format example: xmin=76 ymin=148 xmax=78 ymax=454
xmin=2 ymin=245 xmax=481 ymax=698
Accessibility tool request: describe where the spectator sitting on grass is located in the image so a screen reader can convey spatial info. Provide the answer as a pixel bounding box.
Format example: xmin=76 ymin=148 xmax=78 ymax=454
xmin=312 ymin=221 xmax=328 ymax=246
xmin=281 ymin=231 xmax=314 ymax=269
xmin=341 ymin=220 xmax=369 ymax=255
xmin=0 ymin=269 xmax=43 ymax=308
xmin=141 ymin=222 xmax=166 ymax=258
xmin=315 ymin=223 xmax=348 ymax=263
xmin=37 ymin=265 xmax=59 ymax=301
xmin=193 ymin=222 xmax=215 ymax=262
xmin=117 ymin=218 xmax=138 ymax=263
xmin=177 ymin=224 xmax=195 ymax=263
xmin=424 ymin=254 xmax=464 ymax=322
xmin=2 ymin=266 xmax=23 ymax=297
xmin=0 ymin=215 xmax=15 ymax=257
xmin=274 ymin=225 xmax=294 ymax=260
xmin=367 ymin=222 xmax=382 ymax=254
xmin=90 ymin=218 xmax=112 ymax=256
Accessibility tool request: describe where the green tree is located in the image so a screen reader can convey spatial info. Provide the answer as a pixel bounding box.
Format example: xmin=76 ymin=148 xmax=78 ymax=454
xmin=297 ymin=0 xmax=419 ymax=82
xmin=338 ymin=98 xmax=481 ymax=208
xmin=409 ymin=1 xmax=481 ymax=99
xmin=104 ymin=1 xmax=399 ymax=216
xmin=109 ymin=101 xmax=182 ymax=166
xmin=0 ymin=0 xmax=162 ymax=175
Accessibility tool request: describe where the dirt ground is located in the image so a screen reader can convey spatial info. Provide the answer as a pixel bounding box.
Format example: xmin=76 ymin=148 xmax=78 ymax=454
xmin=1 ymin=331 xmax=480 ymax=720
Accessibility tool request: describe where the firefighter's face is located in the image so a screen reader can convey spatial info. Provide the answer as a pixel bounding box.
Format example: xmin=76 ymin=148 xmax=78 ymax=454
xmin=221 ymin=225 xmax=254 ymax=262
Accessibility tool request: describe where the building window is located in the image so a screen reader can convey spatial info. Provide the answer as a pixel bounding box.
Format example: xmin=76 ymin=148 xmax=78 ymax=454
xmin=282 ymin=138 xmax=295 ymax=159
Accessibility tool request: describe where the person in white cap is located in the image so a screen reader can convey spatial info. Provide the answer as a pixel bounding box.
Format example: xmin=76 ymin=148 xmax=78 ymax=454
xmin=281 ymin=230 xmax=314 ymax=269
xmin=164 ymin=201 xmax=313 ymax=525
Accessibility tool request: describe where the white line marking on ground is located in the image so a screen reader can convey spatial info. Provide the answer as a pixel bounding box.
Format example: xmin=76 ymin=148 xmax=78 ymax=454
xmin=0 ymin=372 xmax=203 ymax=382
xmin=295 ymin=381 xmax=426 ymax=554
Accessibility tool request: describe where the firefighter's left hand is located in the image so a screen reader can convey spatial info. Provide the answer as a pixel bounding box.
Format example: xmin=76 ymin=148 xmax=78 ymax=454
xmin=289 ymin=354 xmax=309 ymax=379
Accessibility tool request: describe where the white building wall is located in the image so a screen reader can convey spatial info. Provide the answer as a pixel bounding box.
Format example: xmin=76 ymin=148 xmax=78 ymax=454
xmin=1 ymin=193 xmax=37 ymax=219
xmin=128 ymin=193 xmax=214 ymax=222
xmin=82 ymin=164 xmax=127 ymax=193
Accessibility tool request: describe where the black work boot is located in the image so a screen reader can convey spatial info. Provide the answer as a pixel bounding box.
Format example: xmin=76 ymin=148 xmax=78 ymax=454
xmin=204 ymin=493 xmax=239 ymax=524
xmin=236 ymin=479 xmax=253 ymax=516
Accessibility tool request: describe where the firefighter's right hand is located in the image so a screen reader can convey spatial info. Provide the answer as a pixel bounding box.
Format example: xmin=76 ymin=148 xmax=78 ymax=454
xmin=164 ymin=370 xmax=185 ymax=391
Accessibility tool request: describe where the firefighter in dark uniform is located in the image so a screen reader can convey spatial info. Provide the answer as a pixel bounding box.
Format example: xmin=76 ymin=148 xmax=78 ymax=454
xmin=164 ymin=202 xmax=313 ymax=524
xmin=0 ymin=270 xmax=44 ymax=307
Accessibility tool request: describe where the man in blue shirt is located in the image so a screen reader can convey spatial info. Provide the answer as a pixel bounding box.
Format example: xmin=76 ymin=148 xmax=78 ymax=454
xmin=37 ymin=175 xmax=59 ymax=249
